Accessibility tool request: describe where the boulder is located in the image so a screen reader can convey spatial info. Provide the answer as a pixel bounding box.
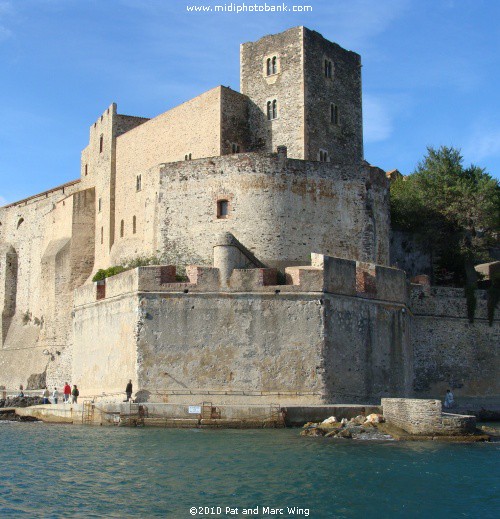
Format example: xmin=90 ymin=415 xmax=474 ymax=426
xmin=350 ymin=415 xmax=366 ymax=425
xmin=321 ymin=416 xmax=337 ymax=425
xmin=337 ymin=428 xmax=353 ymax=439
xmin=365 ymin=413 xmax=385 ymax=424
xmin=300 ymin=427 xmax=325 ymax=437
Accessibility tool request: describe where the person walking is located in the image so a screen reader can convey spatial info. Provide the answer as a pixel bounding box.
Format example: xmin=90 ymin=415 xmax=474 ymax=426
xmin=63 ymin=382 xmax=71 ymax=403
xmin=71 ymin=385 xmax=79 ymax=404
xmin=444 ymin=389 xmax=455 ymax=409
xmin=125 ymin=380 xmax=133 ymax=402
xmin=42 ymin=387 xmax=50 ymax=404
xmin=52 ymin=387 xmax=59 ymax=404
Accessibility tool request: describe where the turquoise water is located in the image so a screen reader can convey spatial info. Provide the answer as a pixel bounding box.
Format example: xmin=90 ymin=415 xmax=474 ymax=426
xmin=0 ymin=423 xmax=498 ymax=518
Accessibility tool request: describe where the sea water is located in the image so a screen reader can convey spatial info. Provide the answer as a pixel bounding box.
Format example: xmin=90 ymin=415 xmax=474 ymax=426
xmin=0 ymin=423 xmax=498 ymax=518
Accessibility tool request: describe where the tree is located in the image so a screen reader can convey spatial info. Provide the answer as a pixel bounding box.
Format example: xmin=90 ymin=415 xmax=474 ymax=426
xmin=390 ymin=146 xmax=500 ymax=287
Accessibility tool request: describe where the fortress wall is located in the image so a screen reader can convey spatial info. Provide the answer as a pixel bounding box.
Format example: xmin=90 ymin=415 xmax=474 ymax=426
xmin=221 ymin=87 xmax=251 ymax=154
xmin=72 ymin=293 xmax=139 ymax=397
xmin=322 ymin=294 xmax=412 ymax=404
xmin=409 ymin=285 xmax=500 ymax=399
xmin=303 ymin=28 xmax=363 ymax=164
xmin=157 ymin=153 xmax=389 ymax=269
xmin=136 ymin=292 xmax=325 ymax=403
xmin=241 ymin=26 xmax=306 ymax=157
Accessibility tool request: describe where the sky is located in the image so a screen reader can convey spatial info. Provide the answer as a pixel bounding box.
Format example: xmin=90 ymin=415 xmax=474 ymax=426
xmin=0 ymin=0 xmax=499 ymax=204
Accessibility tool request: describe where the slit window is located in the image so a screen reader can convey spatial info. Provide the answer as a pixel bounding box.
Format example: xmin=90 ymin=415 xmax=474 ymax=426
xmin=272 ymin=56 xmax=277 ymax=74
xmin=136 ymin=174 xmax=142 ymax=192
xmin=217 ymin=199 xmax=229 ymax=219
xmin=133 ymin=216 xmax=137 ymax=234
xmin=17 ymin=218 xmax=24 ymax=229
xmin=100 ymin=227 xmax=103 ymax=244
xmin=324 ymin=60 xmax=332 ymax=78
xmin=330 ymin=104 xmax=339 ymax=125
xmin=85 ymin=164 xmax=88 ymax=176
xmin=319 ymin=150 xmax=329 ymax=162
xmin=120 ymin=220 xmax=124 ymax=238
xmin=99 ymin=135 xmax=104 ymax=153
xmin=98 ymin=198 xmax=102 ymax=213
xmin=231 ymin=143 xmax=240 ymax=154
xmin=266 ymin=58 xmax=272 ymax=76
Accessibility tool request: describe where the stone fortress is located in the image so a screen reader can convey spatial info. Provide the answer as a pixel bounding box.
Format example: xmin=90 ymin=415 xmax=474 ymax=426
xmin=0 ymin=27 xmax=498 ymax=408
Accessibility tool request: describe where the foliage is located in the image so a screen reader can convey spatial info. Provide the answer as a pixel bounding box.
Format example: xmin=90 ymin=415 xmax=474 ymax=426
xmin=92 ymin=266 xmax=125 ymax=282
xmin=92 ymin=254 xmax=165 ymax=282
xmin=391 ymin=146 xmax=500 ymax=286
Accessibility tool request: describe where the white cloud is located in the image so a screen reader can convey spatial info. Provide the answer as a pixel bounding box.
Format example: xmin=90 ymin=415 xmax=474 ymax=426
xmin=0 ymin=0 xmax=12 ymax=42
xmin=465 ymin=127 xmax=500 ymax=162
xmin=363 ymin=94 xmax=394 ymax=143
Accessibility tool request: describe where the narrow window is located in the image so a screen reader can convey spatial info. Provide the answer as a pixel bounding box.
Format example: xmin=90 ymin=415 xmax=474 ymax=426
xmin=272 ymin=100 xmax=277 ymax=119
xmin=217 ymin=199 xmax=229 ymax=219
xmin=100 ymin=227 xmax=103 ymax=244
xmin=98 ymin=198 xmax=102 ymax=213
xmin=231 ymin=143 xmax=240 ymax=154
xmin=324 ymin=60 xmax=332 ymax=78
xmin=136 ymin=174 xmax=142 ymax=192
xmin=185 ymin=155 xmax=188 ymax=160
xmin=330 ymin=104 xmax=339 ymax=124
xmin=85 ymin=164 xmax=88 ymax=176
xmin=272 ymin=56 xmax=277 ymax=74
xmin=17 ymin=218 xmax=24 ymax=229
xmin=189 ymin=153 xmax=192 ymax=160
xmin=99 ymin=135 xmax=104 ymax=153
xmin=319 ymin=149 xmax=329 ymax=162
xmin=133 ymin=216 xmax=136 ymax=234
xmin=266 ymin=58 xmax=272 ymax=76
xmin=267 ymin=101 xmax=272 ymax=120
xmin=120 ymin=220 xmax=124 ymax=238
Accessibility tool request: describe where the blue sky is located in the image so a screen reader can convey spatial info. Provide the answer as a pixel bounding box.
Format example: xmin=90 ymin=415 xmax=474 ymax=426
xmin=0 ymin=0 xmax=499 ymax=204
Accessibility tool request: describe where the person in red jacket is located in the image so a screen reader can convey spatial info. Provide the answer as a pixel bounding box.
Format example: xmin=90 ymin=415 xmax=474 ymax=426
xmin=63 ymin=382 xmax=71 ymax=403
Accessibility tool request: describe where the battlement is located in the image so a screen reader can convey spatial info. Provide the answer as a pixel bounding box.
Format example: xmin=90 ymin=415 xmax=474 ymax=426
xmin=74 ymin=253 xmax=408 ymax=307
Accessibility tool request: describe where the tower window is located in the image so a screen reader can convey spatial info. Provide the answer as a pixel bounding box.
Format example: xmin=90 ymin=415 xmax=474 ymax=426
xmin=267 ymin=100 xmax=278 ymax=120
xmin=99 ymin=135 xmax=104 ymax=153
xmin=217 ymin=199 xmax=229 ymax=219
xmin=17 ymin=218 xmax=24 ymax=229
xmin=231 ymin=143 xmax=240 ymax=154
xmin=100 ymin=227 xmax=103 ymax=244
xmin=324 ymin=60 xmax=332 ymax=78
xmin=272 ymin=56 xmax=277 ymax=74
xmin=85 ymin=164 xmax=88 ymax=176
xmin=184 ymin=153 xmax=192 ymax=161
xmin=266 ymin=58 xmax=272 ymax=76
xmin=133 ymin=216 xmax=137 ymax=234
xmin=136 ymin=174 xmax=142 ymax=192
xmin=98 ymin=198 xmax=102 ymax=213
xmin=319 ymin=150 xmax=329 ymax=162
xmin=330 ymin=104 xmax=339 ymax=125
xmin=120 ymin=219 xmax=124 ymax=238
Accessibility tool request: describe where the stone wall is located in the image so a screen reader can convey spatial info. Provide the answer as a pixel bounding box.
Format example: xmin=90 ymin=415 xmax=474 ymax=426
xmin=410 ymin=284 xmax=500 ymax=399
xmin=390 ymin=230 xmax=432 ymax=278
xmin=303 ymin=27 xmax=363 ymax=164
xmin=156 ymin=152 xmax=389 ymax=269
xmin=382 ymin=398 xmax=476 ymax=435
xmin=241 ymin=26 xmax=306 ymax=158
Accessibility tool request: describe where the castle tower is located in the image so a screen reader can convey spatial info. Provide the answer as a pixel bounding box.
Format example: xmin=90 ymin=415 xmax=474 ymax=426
xmin=240 ymin=26 xmax=363 ymax=164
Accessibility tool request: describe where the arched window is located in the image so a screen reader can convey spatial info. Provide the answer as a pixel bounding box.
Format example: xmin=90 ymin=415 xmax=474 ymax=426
xmin=266 ymin=58 xmax=272 ymax=76
xmin=272 ymin=100 xmax=277 ymax=119
xmin=267 ymin=101 xmax=272 ymax=120
xmin=99 ymin=134 xmax=104 ymax=153
xmin=120 ymin=219 xmax=124 ymax=238
xmin=17 ymin=218 xmax=24 ymax=229
xmin=132 ymin=216 xmax=136 ymax=234
xmin=272 ymin=56 xmax=277 ymax=74
xmin=330 ymin=103 xmax=339 ymax=124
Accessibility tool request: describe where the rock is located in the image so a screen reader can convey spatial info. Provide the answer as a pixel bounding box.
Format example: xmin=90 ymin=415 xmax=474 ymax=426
xmin=300 ymin=427 xmax=325 ymax=437
xmin=303 ymin=421 xmax=318 ymax=429
xmin=337 ymin=428 xmax=353 ymax=439
xmin=479 ymin=425 xmax=499 ymax=436
xmin=365 ymin=413 xmax=385 ymax=424
xmin=321 ymin=416 xmax=337 ymax=425
xmin=350 ymin=415 xmax=366 ymax=425
xmin=325 ymin=430 xmax=339 ymax=438
xmin=341 ymin=418 xmax=348 ymax=425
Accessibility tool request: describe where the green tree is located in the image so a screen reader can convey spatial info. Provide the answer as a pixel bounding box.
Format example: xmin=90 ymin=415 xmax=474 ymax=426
xmin=391 ymin=146 xmax=500 ymax=287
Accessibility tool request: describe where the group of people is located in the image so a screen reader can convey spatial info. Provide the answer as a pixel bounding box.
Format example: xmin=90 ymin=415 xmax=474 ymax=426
xmin=40 ymin=383 xmax=79 ymax=404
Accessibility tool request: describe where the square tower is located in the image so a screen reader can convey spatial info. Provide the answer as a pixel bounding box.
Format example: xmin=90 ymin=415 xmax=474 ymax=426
xmin=240 ymin=27 xmax=363 ymax=164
